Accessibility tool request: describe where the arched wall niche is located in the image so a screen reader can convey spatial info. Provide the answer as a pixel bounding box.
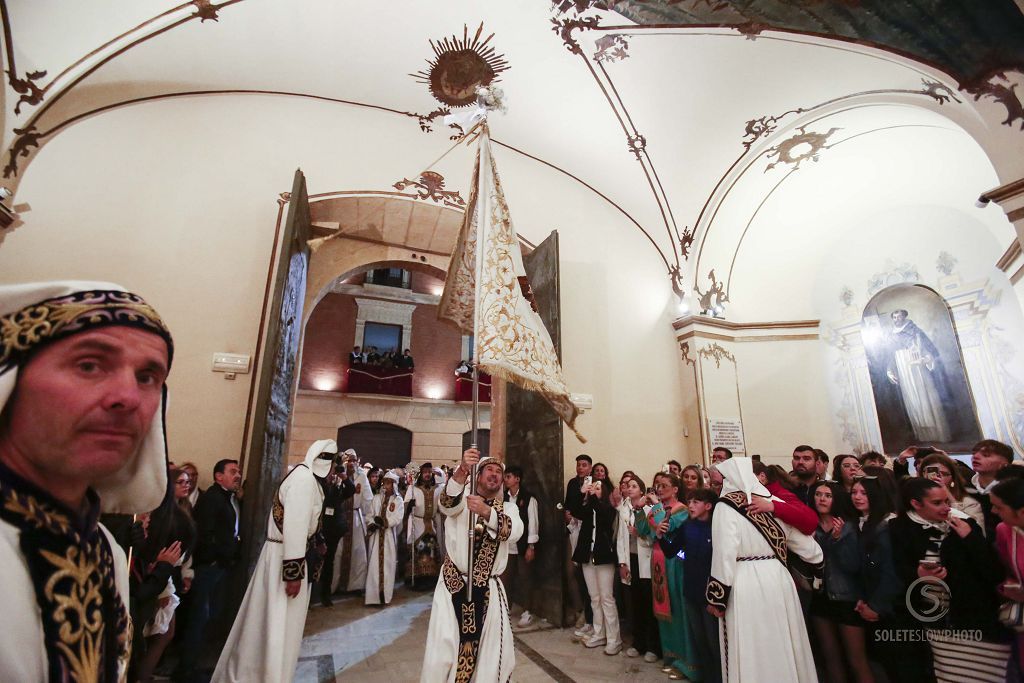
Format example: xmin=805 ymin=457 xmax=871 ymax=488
xmin=859 ymin=283 xmax=982 ymax=454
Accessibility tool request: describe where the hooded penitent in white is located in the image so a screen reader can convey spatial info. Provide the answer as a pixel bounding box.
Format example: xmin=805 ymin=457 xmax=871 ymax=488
xmin=212 ymin=438 xmax=337 ymax=683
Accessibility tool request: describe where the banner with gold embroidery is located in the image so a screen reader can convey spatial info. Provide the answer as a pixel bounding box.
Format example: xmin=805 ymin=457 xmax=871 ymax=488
xmin=437 ymin=124 xmax=585 ymax=442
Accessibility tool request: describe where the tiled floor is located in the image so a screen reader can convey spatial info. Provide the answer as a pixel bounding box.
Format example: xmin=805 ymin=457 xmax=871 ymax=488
xmin=297 ymin=587 xmax=677 ymax=682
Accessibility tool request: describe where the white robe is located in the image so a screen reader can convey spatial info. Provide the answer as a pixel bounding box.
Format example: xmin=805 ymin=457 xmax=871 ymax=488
xmin=405 ymin=482 xmax=442 ymax=544
xmin=421 ymin=478 xmax=523 ymax=683
xmin=0 ymin=520 xmax=129 ymax=682
xmin=212 ymin=465 xmax=324 ymax=683
xmin=709 ymin=501 xmax=823 ymax=683
xmin=364 ymin=490 xmax=404 ymax=605
xmin=343 ymin=470 xmax=374 ymax=591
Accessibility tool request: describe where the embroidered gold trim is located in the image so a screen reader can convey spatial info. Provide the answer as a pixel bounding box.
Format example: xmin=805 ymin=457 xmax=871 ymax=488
xmin=440 ymin=486 xmax=463 ymax=509
xmin=0 ymin=289 xmax=171 ymax=367
xmin=722 ymin=491 xmax=788 ymax=565
xmin=443 ymin=557 xmax=465 ymax=594
xmin=282 ymin=558 xmax=305 ymax=581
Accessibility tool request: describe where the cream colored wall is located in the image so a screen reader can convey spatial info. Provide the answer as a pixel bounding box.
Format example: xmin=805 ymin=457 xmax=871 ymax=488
xmin=730 ymin=339 xmax=840 ymax=467
xmin=0 ymin=93 xmax=690 ymax=490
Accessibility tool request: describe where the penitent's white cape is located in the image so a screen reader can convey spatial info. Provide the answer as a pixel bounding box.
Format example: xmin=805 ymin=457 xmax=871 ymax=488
xmin=708 ymin=458 xmax=822 ymax=683
xmin=211 ymin=439 xmax=336 ymax=683
xmin=421 ymin=476 xmax=523 ymax=683
xmin=364 ymin=483 xmax=404 ymax=605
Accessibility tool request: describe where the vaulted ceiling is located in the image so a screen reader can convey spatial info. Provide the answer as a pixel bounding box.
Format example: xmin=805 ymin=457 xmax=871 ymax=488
xmin=1 ymin=0 xmax=1022 ymax=310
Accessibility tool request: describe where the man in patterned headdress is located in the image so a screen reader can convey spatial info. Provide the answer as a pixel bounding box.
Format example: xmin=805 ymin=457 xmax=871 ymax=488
xmin=405 ymin=461 xmax=442 ymax=591
xmin=421 ymin=448 xmax=523 ymax=683
xmin=0 ymin=281 xmax=174 ymax=682
xmin=212 ymin=438 xmax=338 ymax=683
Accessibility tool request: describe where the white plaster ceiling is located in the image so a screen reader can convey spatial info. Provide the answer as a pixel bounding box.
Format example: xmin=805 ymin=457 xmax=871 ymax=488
xmin=2 ymin=0 xmax=1021 ymax=318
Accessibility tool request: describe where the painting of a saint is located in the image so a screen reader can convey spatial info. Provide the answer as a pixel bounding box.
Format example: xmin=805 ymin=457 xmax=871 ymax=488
xmin=861 ymin=284 xmax=981 ymax=453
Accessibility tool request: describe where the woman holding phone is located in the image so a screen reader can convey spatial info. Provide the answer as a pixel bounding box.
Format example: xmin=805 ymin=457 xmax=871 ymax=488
xmin=889 ymin=478 xmax=1010 ymax=682
xmin=917 ymin=452 xmax=985 ymax=533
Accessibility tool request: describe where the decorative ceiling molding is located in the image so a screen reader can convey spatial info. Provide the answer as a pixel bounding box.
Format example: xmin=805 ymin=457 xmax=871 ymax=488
xmin=0 ymin=0 xmax=247 ymax=179
xmin=694 ymin=269 xmax=728 ymax=313
xmin=550 ymin=12 xmax=688 ymax=298
xmin=764 ymin=126 xmax=839 ymax=172
xmin=965 ymin=71 xmax=1024 ymax=130
xmin=392 ymin=171 xmax=466 ymax=208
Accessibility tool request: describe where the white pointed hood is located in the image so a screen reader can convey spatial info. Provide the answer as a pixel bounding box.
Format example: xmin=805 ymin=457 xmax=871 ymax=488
xmin=304 ymin=439 xmax=338 ymax=479
xmin=716 ymin=457 xmax=770 ymax=504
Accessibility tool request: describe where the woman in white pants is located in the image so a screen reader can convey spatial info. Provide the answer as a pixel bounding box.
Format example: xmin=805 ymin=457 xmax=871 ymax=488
xmin=571 ymin=478 xmax=622 ymax=655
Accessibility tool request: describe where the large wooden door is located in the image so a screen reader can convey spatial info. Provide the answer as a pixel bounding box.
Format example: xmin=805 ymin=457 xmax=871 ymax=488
xmin=504 ymin=231 xmax=567 ymax=626
xmin=239 ymin=170 xmax=312 ymax=575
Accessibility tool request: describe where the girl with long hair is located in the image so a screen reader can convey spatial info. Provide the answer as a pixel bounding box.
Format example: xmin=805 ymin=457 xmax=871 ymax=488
xmin=616 ymin=474 xmax=662 ymax=663
xmin=889 ymin=478 xmax=1010 ymax=682
xmin=131 ymin=468 xmax=197 ymax=683
xmin=680 ymin=465 xmax=703 ymax=501
xmin=833 ymin=454 xmax=863 ymax=493
xmin=918 ymin=452 xmax=985 ymax=532
xmin=574 ymin=477 xmax=623 ymax=655
xmin=810 ymin=480 xmax=876 ymax=683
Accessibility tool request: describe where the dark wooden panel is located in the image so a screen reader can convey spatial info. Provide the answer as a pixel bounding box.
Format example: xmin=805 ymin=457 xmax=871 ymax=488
xmin=504 ymin=231 xmax=567 ymax=626
xmin=240 ymin=169 xmax=312 ymax=577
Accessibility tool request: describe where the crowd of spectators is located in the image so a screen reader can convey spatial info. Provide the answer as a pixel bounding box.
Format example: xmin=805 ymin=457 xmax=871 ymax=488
xmin=554 ymin=440 xmax=1024 ymax=683
xmin=348 ymin=345 xmax=414 ymax=370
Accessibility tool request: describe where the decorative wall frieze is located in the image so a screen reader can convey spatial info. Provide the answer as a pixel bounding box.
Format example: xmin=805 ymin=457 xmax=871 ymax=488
xmin=392 ymin=171 xmax=465 ymax=208
xmin=680 ymin=340 xmax=695 ymax=366
xmin=674 ymin=315 xmax=820 ymax=344
xmin=936 ymin=251 xmax=958 ymax=276
xmin=697 ymin=342 xmax=736 ymax=369
xmin=866 ymin=260 xmax=920 ymax=296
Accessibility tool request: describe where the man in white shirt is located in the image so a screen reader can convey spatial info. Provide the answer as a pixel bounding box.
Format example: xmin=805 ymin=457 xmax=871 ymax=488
xmin=501 ymin=465 xmax=540 ymax=630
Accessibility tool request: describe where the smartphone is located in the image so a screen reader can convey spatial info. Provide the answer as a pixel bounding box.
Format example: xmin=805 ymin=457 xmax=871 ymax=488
xmin=583 ymin=475 xmax=593 ymax=488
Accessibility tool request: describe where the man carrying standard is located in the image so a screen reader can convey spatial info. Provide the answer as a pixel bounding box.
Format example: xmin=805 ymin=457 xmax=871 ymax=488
xmin=421 ymin=448 xmax=523 ymax=682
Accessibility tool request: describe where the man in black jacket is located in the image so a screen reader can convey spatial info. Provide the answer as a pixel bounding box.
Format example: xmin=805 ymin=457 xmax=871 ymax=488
xmin=564 ymin=454 xmax=594 ymax=636
xmin=318 ymin=459 xmax=355 ymax=606
xmin=175 ymin=459 xmax=242 ymax=682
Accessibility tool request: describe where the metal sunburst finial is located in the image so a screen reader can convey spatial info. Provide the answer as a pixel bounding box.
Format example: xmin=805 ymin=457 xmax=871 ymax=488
xmin=411 ymin=23 xmax=511 ymax=108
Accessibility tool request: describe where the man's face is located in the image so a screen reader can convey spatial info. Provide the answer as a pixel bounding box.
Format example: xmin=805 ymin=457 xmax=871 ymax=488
xmin=815 ymin=458 xmax=827 ymax=478
xmin=216 ymin=463 xmax=242 ymax=492
xmin=668 ymin=463 xmax=681 ymax=476
xmin=503 ymin=472 xmax=521 ymax=491
xmin=711 ymin=450 xmax=727 ymax=464
xmin=420 ymin=466 xmax=433 ymax=483
xmin=575 ymin=458 xmax=591 ymax=478
xmin=891 ymin=310 xmax=907 ymax=325
xmin=709 ymin=469 xmax=724 ymax=495
xmin=183 ymin=465 xmax=198 ymax=493
xmin=478 ymin=463 xmax=504 ymax=495
xmin=972 ymin=448 xmax=1007 ymax=476
xmin=792 ymin=449 xmax=816 ymax=476
xmin=0 ymin=327 xmax=168 ymax=489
